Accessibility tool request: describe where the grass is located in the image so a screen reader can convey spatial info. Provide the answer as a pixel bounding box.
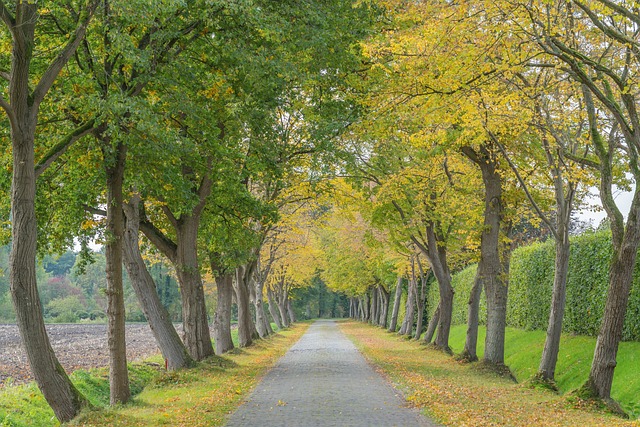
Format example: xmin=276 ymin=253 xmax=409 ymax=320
xmin=447 ymin=324 xmax=640 ymax=418
xmin=0 ymin=323 xmax=307 ymax=427
xmin=340 ymin=321 xmax=640 ymax=427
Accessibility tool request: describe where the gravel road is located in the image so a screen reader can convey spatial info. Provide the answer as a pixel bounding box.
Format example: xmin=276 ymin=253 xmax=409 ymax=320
xmin=225 ymin=319 xmax=438 ymax=427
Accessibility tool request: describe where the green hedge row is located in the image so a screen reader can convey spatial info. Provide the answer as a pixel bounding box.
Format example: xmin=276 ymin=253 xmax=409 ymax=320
xmin=427 ymin=230 xmax=640 ymax=341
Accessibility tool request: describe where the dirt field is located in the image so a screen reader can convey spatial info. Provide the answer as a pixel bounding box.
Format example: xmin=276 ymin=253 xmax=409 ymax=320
xmin=0 ymin=323 xmax=195 ymax=385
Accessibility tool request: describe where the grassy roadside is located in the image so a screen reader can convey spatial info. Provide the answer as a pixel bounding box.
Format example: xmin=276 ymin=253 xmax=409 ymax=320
xmin=1 ymin=323 xmax=308 ymax=427
xmin=340 ymin=321 xmax=640 ymax=427
xmin=447 ymin=324 xmax=640 ymax=418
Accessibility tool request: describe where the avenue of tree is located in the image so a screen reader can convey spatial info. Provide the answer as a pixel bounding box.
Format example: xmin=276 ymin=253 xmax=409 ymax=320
xmin=0 ymin=0 xmax=639 ymax=422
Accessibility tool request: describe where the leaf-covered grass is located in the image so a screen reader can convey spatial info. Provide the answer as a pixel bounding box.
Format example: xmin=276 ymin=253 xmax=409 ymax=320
xmin=340 ymin=321 xmax=640 ymax=427
xmin=447 ymin=324 xmax=640 ymax=418
xmin=0 ymin=323 xmax=306 ymax=427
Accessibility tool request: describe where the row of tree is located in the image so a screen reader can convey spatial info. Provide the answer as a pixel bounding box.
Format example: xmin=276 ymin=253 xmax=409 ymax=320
xmin=310 ymin=0 xmax=640 ymax=417
xmin=0 ymin=0 xmax=373 ymax=422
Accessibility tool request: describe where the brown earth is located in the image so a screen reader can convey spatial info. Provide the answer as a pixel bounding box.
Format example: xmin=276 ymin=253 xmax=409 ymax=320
xmin=0 ymin=323 xmax=198 ymax=385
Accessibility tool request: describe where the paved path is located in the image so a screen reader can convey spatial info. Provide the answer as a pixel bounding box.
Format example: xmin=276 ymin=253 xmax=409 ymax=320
xmin=225 ymin=319 xmax=438 ymax=427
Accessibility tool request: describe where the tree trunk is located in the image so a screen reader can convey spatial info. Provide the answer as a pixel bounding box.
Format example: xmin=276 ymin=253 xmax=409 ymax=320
xmin=586 ymin=226 xmax=640 ymax=399
xmin=5 ymin=3 xmax=95 ymax=421
xmin=174 ymin=220 xmax=214 ymax=360
xmin=423 ymin=303 xmax=440 ymax=344
xmin=389 ymin=277 xmax=403 ymax=332
xmin=267 ymin=289 xmax=284 ymax=329
xmin=287 ymin=298 xmax=296 ymax=324
xmin=213 ymin=273 xmax=235 ymax=355
xmin=123 ymin=196 xmax=193 ymax=369
xmin=234 ymin=264 xmax=259 ymax=347
xmin=10 ymin=129 xmax=89 ymax=422
xmin=254 ymin=279 xmax=272 ymax=338
xmin=399 ymin=274 xmax=416 ymax=336
xmin=370 ymin=287 xmax=378 ymax=325
xmin=462 ymin=270 xmax=483 ymax=362
xmin=276 ymin=289 xmax=291 ymax=328
xmin=463 ymin=145 xmax=509 ymax=365
xmin=103 ymin=141 xmax=130 ymax=405
xmin=378 ymin=286 xmax=390 ymax=328
xmin=412 ymin=221 xmax=454 ymax=351
xmin=538 ymin=234 xmax=570 ymax=380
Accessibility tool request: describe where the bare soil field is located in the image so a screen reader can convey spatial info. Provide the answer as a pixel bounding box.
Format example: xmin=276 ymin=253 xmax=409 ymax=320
xmin=0 ymin=323 xmax=197 ymax=385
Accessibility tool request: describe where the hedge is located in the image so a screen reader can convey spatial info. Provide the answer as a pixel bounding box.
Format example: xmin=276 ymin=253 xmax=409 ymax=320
xmin=428 ymin=230 xmax=640 ymax=342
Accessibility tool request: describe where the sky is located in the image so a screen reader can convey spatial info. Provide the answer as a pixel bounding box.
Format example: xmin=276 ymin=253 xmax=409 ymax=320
xmin=575 ymin=184 xmax=634 ymax=227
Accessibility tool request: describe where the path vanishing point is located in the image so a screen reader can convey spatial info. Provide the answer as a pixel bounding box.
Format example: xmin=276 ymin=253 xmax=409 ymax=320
xmin=225 ymin=320 xmax=438 ymax=427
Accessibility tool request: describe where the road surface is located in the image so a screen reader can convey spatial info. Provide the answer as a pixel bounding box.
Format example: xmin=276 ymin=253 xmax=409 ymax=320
xmin=225 ymin=319 xmax=438 ymax=427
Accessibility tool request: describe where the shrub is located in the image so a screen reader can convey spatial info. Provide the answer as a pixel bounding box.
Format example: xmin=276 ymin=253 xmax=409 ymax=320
xmin=441 ymin=230 xmax=640 ymax=341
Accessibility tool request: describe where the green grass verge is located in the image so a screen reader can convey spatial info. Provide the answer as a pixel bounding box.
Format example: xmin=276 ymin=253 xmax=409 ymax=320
xmin=448 ymin=324 xmax=640 ymax=418
xmin=0 ymin=322 xmax=302 ymax=427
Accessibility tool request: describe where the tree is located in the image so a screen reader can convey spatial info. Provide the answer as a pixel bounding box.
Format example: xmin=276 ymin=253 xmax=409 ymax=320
xmin=0 ymin=1 xmax=98 ymax=421
xmin=521 ymin=0 xmax=640 ymax=410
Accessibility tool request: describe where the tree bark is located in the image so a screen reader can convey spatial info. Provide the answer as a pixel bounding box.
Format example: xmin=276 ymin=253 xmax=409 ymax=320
xmin=267 ymin=288 xmax=284 ymax=329
xmin=175 ymin=219 xmax=214 ymax=360
xmin=538 ymin=233 xmax=570 ymax=380
xmin=102 ymin=139 xmax=131 ymax=405
xmin=123 ymin=196 xmax=194 ymax=369
xmin=213 ymin=273 xmax=235 ymax=355
xmin=461 ymin=271 xmax=483 ymax=361
xmin=423 ymin=303 xmax=440 ymax=344
xmin=254 ymin=279 xmax=272 ymax=338
xmin=370 ymin=286 xmax=378 ymax=325
xmin=399 ymin=276 xmax=416 ymax=336
xmin=10 ymin=128 xmax=89 ymax=422
xmin=287 ymin=298 xmax=296 ymax=324
xmin=388 ymin=277 xmax=403 ymax=332
xmin=234 ymin=264 xmax=259 ymax=347
xmin=378 ymin=285 xmax=390 ymax=328
xmin=5 ymin=2 xmax=96 ymax=422
xmin=463 ymin=145 xmax=509 ymax=365
xmin=585 ymin=199 xmax=640 ymax=399
xmin=276 ymin=288 xmax=291 ymax=328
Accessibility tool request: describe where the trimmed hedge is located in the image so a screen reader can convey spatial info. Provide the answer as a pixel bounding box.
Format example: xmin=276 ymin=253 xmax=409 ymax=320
xmin=426 ymin=264 xmax=486 ymax=327
xmin=429 ymin=230 xmax=640 ymax=341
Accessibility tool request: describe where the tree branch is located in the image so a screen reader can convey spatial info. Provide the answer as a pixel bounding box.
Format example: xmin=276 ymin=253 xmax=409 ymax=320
xmin=32 ymin=0 xmax=99 ymax=107
xmin=0 ymin=93 xmax=16 ymax=130
xmin=35 ymin=120 xmax=95 ymax=179
xmin=139 ymin=205 xmax=178 ymax=264
xmin=0 ymin=0 xmax=14 ymax=32
xmin=83 ymin=205 xmax=106 ymax=217
xmin=487 ymin=129 xmax=558 ymax=240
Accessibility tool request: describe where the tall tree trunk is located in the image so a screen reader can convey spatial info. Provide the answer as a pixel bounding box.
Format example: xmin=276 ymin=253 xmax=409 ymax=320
xmin=413 ymin=269 xmax=429 ymax=340
xmin=103 ymin=140 xmax=130 ymax=405
xmin=10 ymin=129 xmax=89 ymax=422
xmin=463 ymin=145 xmax=509 ymax=365
xmin=399 ymin=277 xmax=416 ymax=336
xmin=276 ymin=288 xmax=291 ymax=328
xmin=370 ymin=287 xmax=378 ymax=325
xmin=267 ymin=288 xmax=284 ymax=329
xmin=461 ymin=270 xmax=483 ymax=362
xmin=234 ymin=264 xmax=259 ymax=347
xmin=538 ymin=233 xmax=570 ymax=380
xmin=388 ymin=277 xmax=403 ymax=332
xmin=213 ymin=272 xmax=235 ymax=355
xmin=5 ymin=2 xmax=95 ymax=421
xmin=254 ymin=279 xmax=272 ymax=338
xmin=412 ymin=222 xmax=454 ymax=351
xmin=175 ymin=219 xmax=214 ymax=360
xmin=378 ymin=286 xmax=390 ymax=328
xmin=423 ymin=303 xmax=440 ymax=344
xmin=123 ymin=196 xmax=193 ymax=369
xmin=587 ymin=223 xmax=640 ymax=399
xmin=287 ymin=298 xmax=296 ymax=324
